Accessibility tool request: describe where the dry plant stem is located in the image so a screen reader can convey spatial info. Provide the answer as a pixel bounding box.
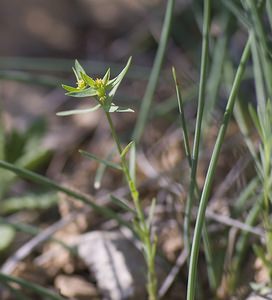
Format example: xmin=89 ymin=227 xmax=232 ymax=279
xmin=158 ymin=249 xmax=188 ymax=299
xmin=186 ymin=37 xmax=251 ymax=300
xmin=105 ymin=111 xmax=158 ymax=300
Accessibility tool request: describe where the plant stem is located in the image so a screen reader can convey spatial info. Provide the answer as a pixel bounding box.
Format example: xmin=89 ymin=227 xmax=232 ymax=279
xmin=184 ymin=0 xmax=211 ymax=255
xmin=105 ymin=112 xmax=142 ymax=216
xmin=173 ymin=66 xmax=216 ymax=290
xmin=181 ymin=4 xmax=216 ymax=290
xmin=133 ymin=0 xmax=175 ymax=143
xmin=105 ymin=111 xmax=158 ymax=300
xmin=186 ymin=37 xmax=251 ymax=300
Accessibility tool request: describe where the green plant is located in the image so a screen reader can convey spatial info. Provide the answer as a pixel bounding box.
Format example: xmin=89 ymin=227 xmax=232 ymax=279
xmin=60 ymin=58 xmax=158 ymax=300
xmin=0 ymin=117 xmax=54 ymax=254
xmin=1 ymin=1 xmax=272 ymax=299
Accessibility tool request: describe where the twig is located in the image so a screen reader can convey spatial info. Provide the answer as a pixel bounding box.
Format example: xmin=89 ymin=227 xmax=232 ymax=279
xmin=158 ymin=249 xmax=187 ymax=299
xmin=1 ymin=213 xmax=77 ymax=274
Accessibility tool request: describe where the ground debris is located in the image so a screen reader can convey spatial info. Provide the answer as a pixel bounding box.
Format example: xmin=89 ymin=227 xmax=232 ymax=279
xmin=55 ymin=274 xmax=100 ymax=300
xmin=78 ymin=230 xmax=147 ymax=300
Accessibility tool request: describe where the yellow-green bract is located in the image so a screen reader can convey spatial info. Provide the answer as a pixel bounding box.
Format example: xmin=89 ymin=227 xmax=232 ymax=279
xmin=58 ymin=57 xmax=134 ymax=116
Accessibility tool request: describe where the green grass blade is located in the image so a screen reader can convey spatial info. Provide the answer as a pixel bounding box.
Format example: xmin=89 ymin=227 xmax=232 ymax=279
xmin=79 ymin=150 xmax=122 ymax=171
xmin=0 ymin=106 xmax=5 ymax=161
xmin=110 ymin=194 xmax=136 ymax=214
xmin=233 ymin=177 xmax=259 ymax=214
xmin=185 ymin=0 xmax=211 ymax=256
xmin=121 ymin=141 xmax=134 ymax=159
xmin=250 ymin=32 xmax=266 ymax=111
xmin=173 ymin=39 xmax=217 ymax=291
xmin=230 ymin=198 xmax=262 ymax=291
xmin=203 ymin=13 xmax=230 ymax=127
xmin=246 ymin=0 xmax=272 ymax=98
xmin=267 ymin=0 xmax=272 ymax=31
xmin=172 ymin=67 xmax=192 ymax=167
xmin=186 ymin=37 xmax=251 ymax=300
xmin=1 ymin=281 xmax=30 ymax=300
xmin=0 ymin=273 xmax=66 ymax=300
xmin=133 ymin=0 xmax=175 ymax=143
xmin=0 ymin=160 xmax=132 ymax=230
xmin=220 ymin=0 xmax=249 ymax=27
xmin=202 ymin=225 xmax=217 ymax=290
xmin=224 ymin=59 xmax=257 ymax=159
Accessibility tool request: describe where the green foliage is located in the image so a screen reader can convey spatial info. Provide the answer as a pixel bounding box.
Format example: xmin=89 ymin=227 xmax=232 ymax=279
xmin=0 ymin=225 xmax=16 ymax=252
xmin=0 ymin=118 xmax=53 ymax=254
xmin=1 ymin=1 xmax=272 ymax=299
xmin=59 ymin=57 xmax=133 ymax=115
xmin=79 ymin=150 xmax=122 ymax=171
xmin=0 ymin=192 xmax=58 ymax=214
xmin=61 ymin=57 xmax=159 ymax=300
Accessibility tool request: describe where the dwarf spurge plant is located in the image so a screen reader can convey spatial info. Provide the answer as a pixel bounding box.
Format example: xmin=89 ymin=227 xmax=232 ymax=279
xmin=59 ymin=58 xmax=134 ymax=115
xmin=59 ymin=58 xmax=158 ymax=300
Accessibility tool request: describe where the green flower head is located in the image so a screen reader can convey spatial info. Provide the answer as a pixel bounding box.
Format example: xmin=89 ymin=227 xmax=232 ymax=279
xmin=58 ymin=57 xmax=133 ymax=116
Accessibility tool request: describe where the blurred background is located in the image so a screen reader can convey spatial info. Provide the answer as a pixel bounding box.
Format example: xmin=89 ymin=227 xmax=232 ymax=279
xmin=0 ymin=0 xmax=200 ymax=128
xmin=0 ymin=1 xmax=263 ymax=299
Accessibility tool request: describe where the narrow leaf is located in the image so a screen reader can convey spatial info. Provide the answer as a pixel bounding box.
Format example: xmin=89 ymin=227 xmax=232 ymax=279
xmin=103 ymin=68 xmax=111 ymax=84
xmin=249 ymin=104 xmax=262 ymax=139
xmin=172 ymin=67 xmax=192 ymax=166
xmin=62 ymin=84 xmax=79 ymax=92
xmin=57 ymin=104 xmax=101 ymax=116
xmin=72 ymin=67 xmax=80 ymax=82
xmin=75 ymin=60 xmax=86 ymax=78
xmin=0 ymin=273 xmax=66 ymax=300
xmin=121 ymin=141 xmax=134 ymax=159
xmin=79 ymin=150 xmax=122 ymax=170
xmin=116 ymin=107 xmax=134 ymax=113
xmin=108 ymin=57 xmax=132 ymax=98
xmin=108 ymin=104 xmax=134 ymax=113
xmin=66 ymin=87 xmax=97 ymax=98
xmin=81 ymin=73 xmax=95 ymax=87
xmin=0 ymin=160 xmax=132 ymax=230
xmin=110 ymin=194 xmax=136 ymax=214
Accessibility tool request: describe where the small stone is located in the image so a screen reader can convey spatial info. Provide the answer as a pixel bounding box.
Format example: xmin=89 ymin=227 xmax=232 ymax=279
xmin=55 ymin=274 xmax=100 ymax=300
xmin=78 ymin=231 xmax=147 ymax=300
